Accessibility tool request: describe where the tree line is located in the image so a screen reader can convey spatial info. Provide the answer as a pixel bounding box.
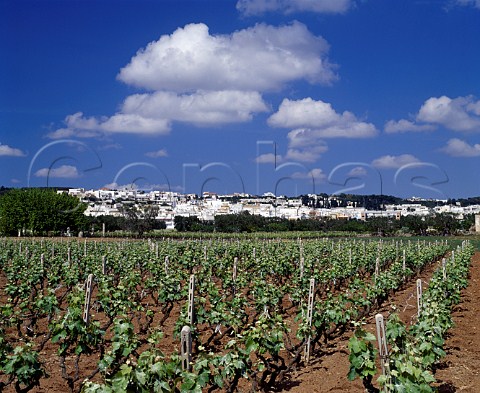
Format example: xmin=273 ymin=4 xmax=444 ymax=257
xmin=174 ymin=211 xmax=475 ymax=236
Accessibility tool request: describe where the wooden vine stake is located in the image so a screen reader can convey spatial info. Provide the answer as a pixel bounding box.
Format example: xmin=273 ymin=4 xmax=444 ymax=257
xmin=442 ymin=258 xmax=447 ymax=281
xmin=40 ymin=253 xmax=44 ymax=272
xmin=304 ymin=278 xmax=315 ymax=364
xmin=102 ymin=255 xmax=107 ymax=275
xmin=416 ymin=279 xmax=423 ymax=318
xmin=402 ymin=249 xmax=406 ymax=280
xmin=375 ymin=257 xmax=380 ymax=281
xmin=52 ymin=243 xmax=55 ymax=258
xmin=84 ymin=240 xmax=87 ymax=257
xmin=233 ymin=257 xmax=238 ymax=280
xmin=83 ymin=274 xmax=94 ymax=324
xmin=232 ymin=257 xmax=238 ymax=296
xmin=375 ymin=314 xmax=390 ymax=383
xmin=181 ymin=326 xmax=192 ymax=371
xmin=164 ymin=256 xmax=169 ymax=275
xmin=67 ymin=247 xmax=71 ymax=265
xmin=299 ymin=257 xmax=304 ymax=279
xmin=187 ymin=275 xmax=195 ymax=325
xmin=155 ymin=242 xmax=159 ymax=259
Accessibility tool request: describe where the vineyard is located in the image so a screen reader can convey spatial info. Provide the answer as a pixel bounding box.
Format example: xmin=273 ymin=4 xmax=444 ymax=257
xmin=0 ymin=236 xmax=475 ymax=392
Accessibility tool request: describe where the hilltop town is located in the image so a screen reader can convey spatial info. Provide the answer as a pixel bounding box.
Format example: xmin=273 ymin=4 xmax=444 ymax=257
xmin=63 ymin=188 xmax=480 ymax=230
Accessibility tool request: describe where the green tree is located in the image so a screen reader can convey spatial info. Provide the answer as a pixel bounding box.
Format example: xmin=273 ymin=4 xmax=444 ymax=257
xmin=86 ymin=215 xmax=127 ymax=234
xmin=0 ymin=188 xmax=86 ymax=236
xmin=366 ymin=217 xmax=397 ymax=236
xmin=399 ymin=215 xmax=429 ymax=236
xmin=431 ymin=213 xmax=459 ymax=236
xmin=119 ymin=204 xmax=161 ymax=236
xmin=458 ymin=214 xmax=475 ymax=231
xmin=174 ymin=216 xmax=210 ymax=232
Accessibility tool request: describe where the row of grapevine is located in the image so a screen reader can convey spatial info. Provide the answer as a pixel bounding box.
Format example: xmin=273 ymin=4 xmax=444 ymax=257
xmin=348 ymin=241 xmax=474 ymax=392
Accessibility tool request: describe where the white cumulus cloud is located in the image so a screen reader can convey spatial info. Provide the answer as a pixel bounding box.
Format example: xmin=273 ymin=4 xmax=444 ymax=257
xmin=440 ymin=138 xmax=480 ymax=157
xmin=103 ymin=182 xmax=138 ymax=191
xmin=47 ymin=112 xmax=171 ymax=139
xmin=99 ymin=114 xmax=171 ymax=134
xmin=284 ymin=144 xmax=329 ymax=163
xmin=417 ymin=95 xmax=480 ymax=132
xmin=34 ymin=165 xmax=81 ymax=178
xmin=347 ymin=166 xmax=368 ymax=177
xmin=255 ymin=153 xmax=281 ymax=164
xmin=145 ymin=149 xmax=168 ymax=158
xmin=122 ymin=90 xmax=268 ymax=125
xmin=291 ymin=168 xmax=327 ymax=182
xmin=0 ymin=143 xmax=26 ymax=157
xmin=265 ymin=98 xmax=376 ymax=163
xmin=269 ymin=97 xmax=340 ymax=128
xmin=118 ymin=22 xmax=336 ymax=92
xmin=454 ymin=0 xmax=480 ymax=9
xmin=237 ymin=0 xmax=352 ymax=15
xmin=384 ymin=119 xmax=436 ymax=133
xmin=385 ymin=95 xmax=480 ymax=134
xmin=47 ymin=127 xmax=99 ymax=140
xmin=269 ymin=98 xmax=378 ymax=138
xmin=255 ymin=143 xmax=328 ymax=164
xmin=371 ymin=154 xmax=421 ymax=169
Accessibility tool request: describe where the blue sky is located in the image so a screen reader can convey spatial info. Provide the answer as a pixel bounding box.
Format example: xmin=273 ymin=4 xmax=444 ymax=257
xmin=1 ymin=0 xmax=480 ymax=199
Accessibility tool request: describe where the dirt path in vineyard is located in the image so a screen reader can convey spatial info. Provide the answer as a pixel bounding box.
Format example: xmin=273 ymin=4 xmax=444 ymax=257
xmin=282 ymin=251 xmax=480 ymax=393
